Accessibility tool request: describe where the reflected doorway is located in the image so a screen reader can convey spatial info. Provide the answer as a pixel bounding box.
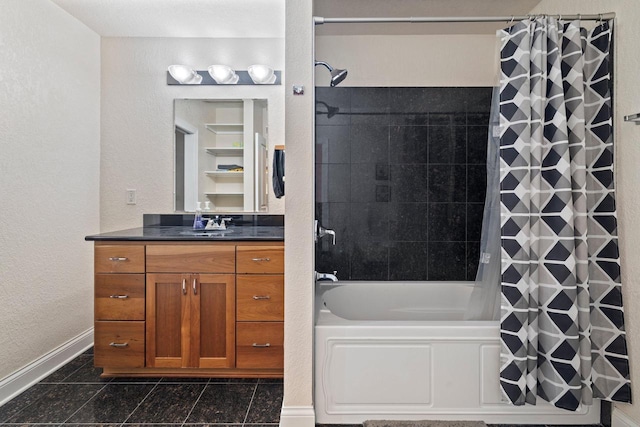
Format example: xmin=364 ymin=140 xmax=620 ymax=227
xmin=175 ymin=119 xmax=198 ymax=212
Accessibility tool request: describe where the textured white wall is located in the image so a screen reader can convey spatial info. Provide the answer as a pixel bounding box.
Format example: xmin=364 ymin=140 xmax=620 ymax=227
xmin=100 ymin=37 xmax=284 ymax=231
xmin=282 ymin=0 xmax=315 ymax=422
xmin=315 ymin=34 xmax=499 ymax=87
xmin=529 ymin=1 xmax=640 ymax=423
xmin=0 ymin=0 xmax=100 ymax=380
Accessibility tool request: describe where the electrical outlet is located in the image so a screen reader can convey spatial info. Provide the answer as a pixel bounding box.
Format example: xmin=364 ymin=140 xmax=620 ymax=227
xmin=126 ymin=189 xmax=136 ymax=205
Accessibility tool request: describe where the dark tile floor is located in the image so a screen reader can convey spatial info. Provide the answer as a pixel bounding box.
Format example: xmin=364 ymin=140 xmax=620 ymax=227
xmin=1 ymin=348 xmax=608 ymax=427
xmin=0 ymin=347 xmax=282 ymax=426
xmin=315 ymin=425 xmax=603 ymax=427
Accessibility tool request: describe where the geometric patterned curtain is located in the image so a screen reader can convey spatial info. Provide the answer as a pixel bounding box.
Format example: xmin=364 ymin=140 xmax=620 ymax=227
xmin=498 ymin=17 xmax=631 ymax=410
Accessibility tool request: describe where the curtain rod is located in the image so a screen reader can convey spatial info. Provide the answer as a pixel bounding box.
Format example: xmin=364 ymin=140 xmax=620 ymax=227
xmin=314 ymin=12 xmax=615 ymax=25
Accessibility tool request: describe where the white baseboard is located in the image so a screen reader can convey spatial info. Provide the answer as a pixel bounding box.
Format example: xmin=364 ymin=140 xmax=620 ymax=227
xmin=0 ymin=328 xmax=94 ymax=406
xmin=279 ymin=405 xmax=315 ymax=427
xmin=613 ymin=408 xmax=640 ymax=427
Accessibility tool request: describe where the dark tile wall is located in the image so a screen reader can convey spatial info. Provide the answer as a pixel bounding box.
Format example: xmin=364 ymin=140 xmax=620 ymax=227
xmin=315 ymin=87 xmax=491 ymax=281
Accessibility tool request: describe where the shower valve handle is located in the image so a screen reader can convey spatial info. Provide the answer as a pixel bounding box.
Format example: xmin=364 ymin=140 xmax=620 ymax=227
xmin=315 ymin=220 xmax=336 ymax=245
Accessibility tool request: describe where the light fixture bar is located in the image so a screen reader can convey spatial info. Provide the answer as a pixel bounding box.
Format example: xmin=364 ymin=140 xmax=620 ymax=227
xmin=167 ymin=70 xmax=281 ymax=85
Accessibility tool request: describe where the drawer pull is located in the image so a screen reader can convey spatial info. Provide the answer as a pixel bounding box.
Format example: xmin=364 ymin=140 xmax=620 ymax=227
xmin=108 ymin=257 xmax=128 ymax=262
xmin=109 ymin=342 xmax=129 ymax=348
xmin=252 ymin=257 xmax=271 ymax=262
xmin=252 ymin=343 xmax=271 ymax=348
xmin=109 ymin=295 xmax=129 ymax=299
xmin=252 ymin=295 xmax=271 ymax=300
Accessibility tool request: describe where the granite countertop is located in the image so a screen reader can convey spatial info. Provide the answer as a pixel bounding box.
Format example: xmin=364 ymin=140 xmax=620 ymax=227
xmin=86 ymin=213 xmax=284 ymax=242
xmin=85 ymin=225 xmax=284 ymax=241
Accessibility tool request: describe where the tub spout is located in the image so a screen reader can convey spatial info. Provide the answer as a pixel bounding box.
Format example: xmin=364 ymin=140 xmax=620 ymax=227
xmin=316 ymin=271 xmax=338 ymax=282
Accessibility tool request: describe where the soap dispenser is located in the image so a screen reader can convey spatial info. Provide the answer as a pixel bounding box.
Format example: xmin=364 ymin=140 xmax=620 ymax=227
xmin=193 ymin=202 xmax=204 ymax=229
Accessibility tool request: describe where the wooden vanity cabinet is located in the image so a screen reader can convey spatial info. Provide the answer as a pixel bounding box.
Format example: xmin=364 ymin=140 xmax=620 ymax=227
xmin=236 ymin=245 xmax=284 ymax=369
xmin=145 ymin=245 xmax=236 ymax=369
xmin=93 ymin=240 xmax=283 ymax=378
xmin=146 ymin=272 xmax=235 ymax=368
xmin=93 ymin=244 xmax=146 ymax=368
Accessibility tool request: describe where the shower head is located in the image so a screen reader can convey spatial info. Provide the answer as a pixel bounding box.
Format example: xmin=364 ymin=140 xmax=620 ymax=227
xmin=315 ymin=60 xmax=348 ymax=87
xmin=316 ymin=101 xmax=340 ymax=118
xmin=330 ymin=68 xmax=348 ymax=87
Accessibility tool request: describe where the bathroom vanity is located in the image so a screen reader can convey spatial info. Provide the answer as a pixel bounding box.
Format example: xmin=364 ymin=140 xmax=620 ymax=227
xmin=86 ymin=215 xmax=284 ymax=378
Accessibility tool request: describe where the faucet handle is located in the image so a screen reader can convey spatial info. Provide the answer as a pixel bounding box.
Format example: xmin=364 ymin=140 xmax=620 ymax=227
xmin=325 ymin=229 xmax=336 ymax=245
xmin=218 ymin=217 xmax=233 ymax=229
xmin=315 ymin=220 xmax=336 ymax=245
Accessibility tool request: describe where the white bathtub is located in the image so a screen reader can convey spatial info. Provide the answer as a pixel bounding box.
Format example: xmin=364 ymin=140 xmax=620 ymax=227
xmin=314 ymin=281 xmax=600 ymax=425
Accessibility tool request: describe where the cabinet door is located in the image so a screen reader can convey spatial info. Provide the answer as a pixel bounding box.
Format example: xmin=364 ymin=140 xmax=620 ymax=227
xmin=94 ymin=321 xmax=145 ymax=368
xmin=236 ymin=322 xmax=284 ymax=369
xmin=236 ymin=275 xmax=284 ymax=321
xmin=146 ymin=245 xmax=235 ymax=273
xmin=236 ymin=246 xmax=284 ymax=274
xmin=192 ymin=274 xmax=236 ymax=368
xmin=95 ymin=274 xmax=145 ymax=321
xmin=95 ymin=245 xmax=145 ymax=273
xmin=146 ymin=273 xmax=189 ymax=368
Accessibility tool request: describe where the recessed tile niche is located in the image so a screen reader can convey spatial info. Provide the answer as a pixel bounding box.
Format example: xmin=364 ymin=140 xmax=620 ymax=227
xmin=315 ymin=87 xmax=492 ymax=281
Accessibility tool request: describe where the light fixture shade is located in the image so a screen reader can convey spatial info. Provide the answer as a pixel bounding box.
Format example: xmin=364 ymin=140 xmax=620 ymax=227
xmin=248 ymin=64 xmax=276 ymax=84
xmin=168 ymin=65 xmax=202 ymax=84
xmin=207 ymin=65 xmax=239 ymax=84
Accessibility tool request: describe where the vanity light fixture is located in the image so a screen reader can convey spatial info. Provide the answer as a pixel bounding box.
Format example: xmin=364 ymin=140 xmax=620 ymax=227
xmin=248 ymin=64 xmax=276 ymax=84
xmin=167 ymin=65 xmax=203 ymax=84
xmin=207 ymin=65 xmax=239 ymax=84
xmin=167 ymin=65 xmax=281 ymax=85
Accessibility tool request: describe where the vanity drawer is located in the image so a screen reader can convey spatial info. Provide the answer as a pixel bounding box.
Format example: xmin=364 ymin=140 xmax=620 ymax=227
xmin=95 ymin=274 xmax=145 ymax=321
xmin=146 ymin=245 xmax=235 ymax=273
xmin=236 ymin=322 xmax=283 ymax=369
xmin=237 ymin=276 xmax=284 ymax=321
xmin=95 ymin=245 xmax=145 ymax=273
xmin=94 ymin=321 xmax=145 ymax=368
xmin=236 ymin=246 xmax=284 ymax=274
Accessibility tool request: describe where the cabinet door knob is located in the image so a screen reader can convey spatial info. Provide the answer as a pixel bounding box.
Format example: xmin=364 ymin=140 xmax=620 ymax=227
xmin=182 ymin=278 xmax=187 ymax=295
xmin=251 ymin=257 xmax=271 ymax=262
xmin=109 ymin=295 xmax=129 ymax=299
xmin=192 ymin=278 xmax=197 ymax=295
xmin=109 ymin=342 xmax=129 ymax=348
xmin=108 ymin=257 xmax=128 ymax=261
xmin=252 ymin=295 xmax=271 ymax=300
xmin=252 ymin=343 xmax=271 ymax=348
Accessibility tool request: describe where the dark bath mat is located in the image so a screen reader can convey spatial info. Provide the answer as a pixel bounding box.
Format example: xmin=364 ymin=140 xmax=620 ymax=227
xmin=363 ymin=421 xmax=487 ymax=427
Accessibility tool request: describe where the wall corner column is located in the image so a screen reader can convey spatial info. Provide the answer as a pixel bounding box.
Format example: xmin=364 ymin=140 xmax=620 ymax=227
xmin=282 ymin=0 xmax=316 ymax=426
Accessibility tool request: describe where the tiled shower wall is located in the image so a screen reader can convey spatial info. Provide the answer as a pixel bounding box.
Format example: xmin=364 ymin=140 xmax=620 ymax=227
xmin=315 ymin=87 xmax=492 ymax=281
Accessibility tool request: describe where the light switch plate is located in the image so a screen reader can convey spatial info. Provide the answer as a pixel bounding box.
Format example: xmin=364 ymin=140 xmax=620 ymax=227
xmin=126 ymin=189 xmax=136 ymax=205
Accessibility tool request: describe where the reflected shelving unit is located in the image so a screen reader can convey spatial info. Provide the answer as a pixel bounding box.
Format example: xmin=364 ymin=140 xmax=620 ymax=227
xmin=203 ymin=101 xmax=246 ymax=211
xmin=202 ymin=99 xmax=267 ymax=212
xmin=174 ymin=98 xmax=269 ymax=213
xmin=204 ymin=123 xmax=244 ymax=134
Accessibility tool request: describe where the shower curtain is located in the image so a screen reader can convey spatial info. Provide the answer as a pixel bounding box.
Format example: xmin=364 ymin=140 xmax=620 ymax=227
xmin=495 ymin=17 xmax=631 ymax=410
xmin=465 ymin=87 xmax=502 ymax=321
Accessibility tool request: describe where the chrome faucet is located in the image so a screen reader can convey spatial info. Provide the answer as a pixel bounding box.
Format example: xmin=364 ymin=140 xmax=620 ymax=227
xmin=315 ymin=220 xmax=336 ymax=245
xmin=205 ymin=215 xmax=232 ymax=230
xmin=316 ymin=270 xmax=338 ymax=282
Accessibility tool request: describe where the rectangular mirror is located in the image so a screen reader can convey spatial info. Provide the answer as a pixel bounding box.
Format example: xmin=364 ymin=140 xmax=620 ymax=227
xmin=174 ymin=99 xmax=269 ymax=213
